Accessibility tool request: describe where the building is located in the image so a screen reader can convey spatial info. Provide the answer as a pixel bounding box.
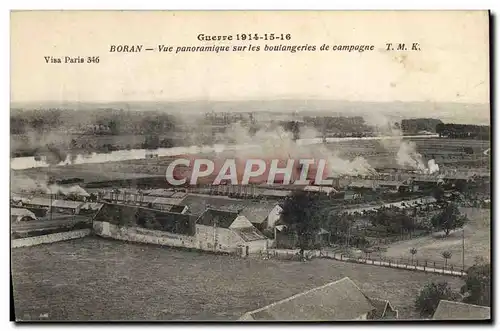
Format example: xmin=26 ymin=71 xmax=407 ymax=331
xmin=80 ymin=202 xmax=104 ymax=214
xmin=303 ymin=185 xmax=338 ymax=195
xmin=432 ymin=300 xmax=491 ymax=320
xmin=24 ymin=197 xmax=52 ymax=209
xmin=180 ymin=194 xmax=248 ymax=216
xmin=239 ymin=277 xmax=397 ymax=321
xmin=10 ymin=207 xmax=37 ymax=222
xmin=51 ymin=200 xmax=84 ymax=215
xmin=274 ymin=225 xmax=331 ymax=249
xmin=93 ymin=203 xmax=269 ymax=255
xmin=240 ymin=201 xmax=283 ymax=231
xmin=196 ymin=209 xmax=268 ymax=254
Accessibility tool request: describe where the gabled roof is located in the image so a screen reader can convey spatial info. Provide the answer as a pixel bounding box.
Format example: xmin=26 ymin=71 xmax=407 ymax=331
xmin=94 ymin=203 xmax=197 ymax=236
xmin=197 ymin=209 xmax=239 ymax=228
xmin=240 ymin=202 xmax=281 ymax=224
xmin=259 ymin=189 xmax=291 ymax=197
xmin=151 ymin=197 xmax=185 ymax=206
xmin=171 ymin=192 xmax=187 ymax=199
xmin=232 ymin=227 xmax=267 ymax=242
xmin=11 ymin=207 xmax=37 ymax=219
xmin=240 ymin=277 xmax=375 ymax=321
xmin=304 ymin=186 xmax=338 ymax=194
xmin=181 ymin=194 xmax=247 ymax=216
xmin=81 ymin=202 xmax=104 ymax=210
xmin=26 ymin=197 xmax=52 ymax=207
xmin=432 ymin=300 xmax=491 ymax=320
xmin=52 ymin=200 xmax=84 ymax=209
xmin=368 ymin=298 xmax=398 ymax=319
xmin=144 ymin=189 xmax=175 ymax=197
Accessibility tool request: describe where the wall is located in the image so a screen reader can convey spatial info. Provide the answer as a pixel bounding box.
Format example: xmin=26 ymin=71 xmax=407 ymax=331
xmin=12 ymin=229 xmax=91 ymax=248
xmin=267 ymin=205 xmax=282 ymax=228
xmin=196 ymin=224 xmax=243 ymax=253
xmin=94 ymin=220 xmax=269 ymax=255
xmin=244 ymin=237 xmax=268 ymax=253
xmin=94 ymin=221 xmax=198 ymax=249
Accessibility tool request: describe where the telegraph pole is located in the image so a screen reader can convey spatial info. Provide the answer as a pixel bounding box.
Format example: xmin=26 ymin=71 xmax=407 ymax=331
xmin=462 ymin=225 xmax=465 ymax=274
xmin=49 ymin=188 xmax=53 ymax=221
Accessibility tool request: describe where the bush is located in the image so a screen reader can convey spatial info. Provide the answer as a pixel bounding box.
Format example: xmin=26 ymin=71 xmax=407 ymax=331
xmin=262 ymin=228 xmax=274 ymax=239
xmin=415 ymin=281 xmax=460 ymax=317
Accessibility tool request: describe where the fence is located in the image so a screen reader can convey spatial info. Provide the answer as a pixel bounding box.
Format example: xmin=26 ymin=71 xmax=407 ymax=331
xmin=264 ymin=249 xmax=467 ymax=277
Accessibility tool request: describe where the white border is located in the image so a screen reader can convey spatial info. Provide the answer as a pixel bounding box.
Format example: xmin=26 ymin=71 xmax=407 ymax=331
xmin=3 ymin=1 xmax=498 ymax=331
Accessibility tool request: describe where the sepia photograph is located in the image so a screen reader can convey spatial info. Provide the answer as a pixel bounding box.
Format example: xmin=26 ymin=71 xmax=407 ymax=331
xmin=9 ymin=10 xmax=491 ymax=322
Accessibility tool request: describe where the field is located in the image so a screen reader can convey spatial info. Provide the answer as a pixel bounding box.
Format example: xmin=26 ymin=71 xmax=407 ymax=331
xmin=378 ymin=208 xmax=490 ymax=268
xmin=11 ymin=237 xmax=463 ymax=321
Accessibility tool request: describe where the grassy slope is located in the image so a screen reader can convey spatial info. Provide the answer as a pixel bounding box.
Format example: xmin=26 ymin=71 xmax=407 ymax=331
xmin=12 ymin=237 xmax=462 ymax=321
xmin=379 ymin=208 xmax=490 ymax=268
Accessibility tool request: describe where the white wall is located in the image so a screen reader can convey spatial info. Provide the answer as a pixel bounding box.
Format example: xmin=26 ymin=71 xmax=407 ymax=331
xmin=94 ymin=221 xmax=198 ymax=249
xmin=197 ymin=224 xmax=243 ymax=252
xmin=267 ymin=205 xmax=282 ymax=228
xmin=229 ymin=215 xmax=253 ymax=228
xmin=94 ymin=220 xmax=269 ymax=254
xmin=12 ymin=229 xmax=91 ymax=248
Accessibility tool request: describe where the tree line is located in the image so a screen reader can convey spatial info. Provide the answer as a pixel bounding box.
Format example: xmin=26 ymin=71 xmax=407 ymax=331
xmin=279 ymin=190 xmax=468 ymax=257
xmin=436 ymin=123 xmax=490 ymax=140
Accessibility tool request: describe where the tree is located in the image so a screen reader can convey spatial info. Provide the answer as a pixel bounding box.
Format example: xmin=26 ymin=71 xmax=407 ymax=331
xmin=461 ymin=262 xmax=491 ymax=307
xmin=89 ymin=193 xmax=97 ymax=202
xmin=431 ymin=186 xmax=445 ymax=203
xmin=138 ymin=209 xmax=161 ymax=230
xmin=431 ymin=203 xmax=465 ymax=236
xmin=280 ymin=190 xmax=322 ymax=258
xmin=326 ymin=212 xmax=352 ymax=242
xmin=415 ymin=281 xmax=460 ymax=318
xmin=410 ymin=248 xmax=418 ymax=265
xmin=442 ymin=251 xmax=452 ymax=268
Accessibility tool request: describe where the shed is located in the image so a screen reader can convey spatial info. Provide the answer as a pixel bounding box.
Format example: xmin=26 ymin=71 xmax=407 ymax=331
xmin=11 ymin=207 xmax=37 ymax=222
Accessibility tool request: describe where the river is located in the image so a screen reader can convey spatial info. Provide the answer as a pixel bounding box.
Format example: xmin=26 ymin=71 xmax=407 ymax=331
xmin=10 ymin=134 xmax=438 ymax=170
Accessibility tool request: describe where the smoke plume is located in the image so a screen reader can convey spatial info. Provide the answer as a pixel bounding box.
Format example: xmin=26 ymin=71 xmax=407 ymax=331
xmin=218 ymin=122 xmax=376 ymax=178
xmin=11 ymin=173 xmax=89 ymax=196
xmin=363 ymin=114 xmax=440 ymax=174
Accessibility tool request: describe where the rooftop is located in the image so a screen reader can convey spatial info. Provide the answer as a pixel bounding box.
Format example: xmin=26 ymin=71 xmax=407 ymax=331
xmin=432 ymin=300 xmax=491 ymax=320
xmin=240 ymin=277 xmax=376 ymax=321
xmin=11 ymin=207 xmax=37 ymax=219
xmin=181 ymin=194 xmax=248 ymax=216
xmin=232 ymin=227 xmax=267 ymax=242
xmin=240 ymin=202 xmax=281 ymax=224
xmin=52 ymin=200 xmax=84 ymax=209
xmin=197 ymin=209 xmax=240 ymax=228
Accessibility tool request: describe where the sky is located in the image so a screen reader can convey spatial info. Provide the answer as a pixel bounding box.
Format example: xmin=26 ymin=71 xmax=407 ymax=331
xmin=11 ymin=11 xmax=489 ymax=106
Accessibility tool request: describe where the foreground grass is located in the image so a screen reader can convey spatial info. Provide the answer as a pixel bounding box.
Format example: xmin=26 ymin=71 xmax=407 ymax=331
xmin=12 ymin=237 xmax=463 ymax=321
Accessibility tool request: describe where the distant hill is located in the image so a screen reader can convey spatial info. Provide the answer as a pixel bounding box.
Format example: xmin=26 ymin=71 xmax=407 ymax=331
xmin=10 ymin=100 xmax=490 ymax=125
